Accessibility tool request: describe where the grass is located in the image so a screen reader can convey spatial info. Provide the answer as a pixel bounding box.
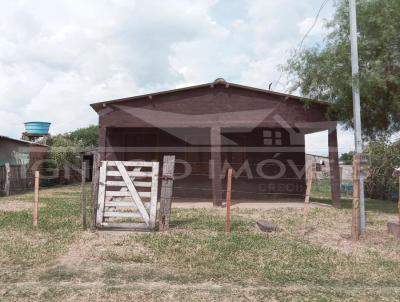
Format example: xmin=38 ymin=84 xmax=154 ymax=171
xmin=0 ymin=184 xmax=400 ymax=301
xmin=311 ymin=178 xmax=398 ymax=214
xmin=0 ymin=185 xmax=83 ymax=284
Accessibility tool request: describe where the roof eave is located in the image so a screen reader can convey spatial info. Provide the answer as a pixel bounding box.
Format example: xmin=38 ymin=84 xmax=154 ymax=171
xmin=90 ymin=81 xmax=331 ymax=113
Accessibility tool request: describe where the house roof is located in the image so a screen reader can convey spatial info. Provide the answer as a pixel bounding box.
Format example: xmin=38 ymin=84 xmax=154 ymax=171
xmin=0 ymin=135 xmax=48 ymax=147
xmin=90 ymin=78 xmax=330 ymax=113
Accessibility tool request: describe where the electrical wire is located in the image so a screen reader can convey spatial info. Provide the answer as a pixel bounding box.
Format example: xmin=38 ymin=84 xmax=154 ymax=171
xmin=274 ymin=0 xmax=331 ymax=91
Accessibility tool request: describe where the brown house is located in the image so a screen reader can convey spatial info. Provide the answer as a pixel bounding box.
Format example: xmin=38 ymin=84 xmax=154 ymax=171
xmin=91 ymin=79 xmax=341 ymax=207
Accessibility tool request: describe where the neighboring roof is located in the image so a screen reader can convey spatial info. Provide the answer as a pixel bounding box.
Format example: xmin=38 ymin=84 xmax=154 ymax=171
xmin=306 ymin=153 xmax=328 ymax=159
xmin=0 ymin=135 xmax=48 ymax=147
xmin=90 ymin=78 xmax=330 ymax=113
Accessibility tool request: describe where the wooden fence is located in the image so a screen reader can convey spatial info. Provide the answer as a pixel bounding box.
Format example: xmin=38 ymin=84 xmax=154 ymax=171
xmin=0 ymin=164 xmax=33 ymax=196
xmin=0 ymin=163 xmax=83 ymax=196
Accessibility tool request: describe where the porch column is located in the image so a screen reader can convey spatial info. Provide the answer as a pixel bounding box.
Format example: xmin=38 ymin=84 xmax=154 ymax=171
xmin=328 ymin=127 xmax=341 ymax=208
xmin=99 ymin=126 xmax=107 ymax=161
xmin=211 ymin=126 xmax=222 ymax=206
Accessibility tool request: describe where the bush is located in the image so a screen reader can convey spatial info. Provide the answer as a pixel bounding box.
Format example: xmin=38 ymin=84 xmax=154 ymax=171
xmin=69 ymin=125 xmax=98 ymax=148
xmin=365 ymin=139 xmax=400 ymax=200
xmin=48 ymin=135 xmax=80 ymax=167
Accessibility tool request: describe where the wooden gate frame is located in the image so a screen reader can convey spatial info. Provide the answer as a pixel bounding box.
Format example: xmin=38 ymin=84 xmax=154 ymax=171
xmin=96 ymin=161 xmax=159 ymax=230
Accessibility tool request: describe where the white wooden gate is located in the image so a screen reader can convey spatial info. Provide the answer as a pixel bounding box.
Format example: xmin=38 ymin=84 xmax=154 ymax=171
xmin=96 ymin=161 xmax=159 ymax=230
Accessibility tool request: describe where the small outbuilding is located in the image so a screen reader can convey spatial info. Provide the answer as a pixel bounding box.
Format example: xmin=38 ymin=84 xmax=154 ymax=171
xmin=0 ymin=135 xmax=48 ymax=170
xmin=91 ymin=79 xmax=341 ymax=207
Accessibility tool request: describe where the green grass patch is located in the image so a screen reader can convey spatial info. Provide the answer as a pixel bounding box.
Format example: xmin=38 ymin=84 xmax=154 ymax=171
xmin=0 ymin=184 xmax=83 ymax=282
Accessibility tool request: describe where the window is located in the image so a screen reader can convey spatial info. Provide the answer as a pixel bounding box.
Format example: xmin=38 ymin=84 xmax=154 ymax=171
xmin=263 ymin=129 xmax=283 ymax=146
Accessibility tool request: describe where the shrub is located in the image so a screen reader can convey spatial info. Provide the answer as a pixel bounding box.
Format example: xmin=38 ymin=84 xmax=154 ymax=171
xmin=365 ymin=139 xmax=400 ymax=200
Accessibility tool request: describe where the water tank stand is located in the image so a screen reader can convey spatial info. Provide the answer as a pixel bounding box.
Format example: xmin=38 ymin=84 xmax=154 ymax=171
xmin=21 ymin=132 xmax=51 ymax=144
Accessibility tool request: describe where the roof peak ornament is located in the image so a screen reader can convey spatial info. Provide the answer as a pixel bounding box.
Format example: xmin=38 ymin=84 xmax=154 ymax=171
xmin=213 ymin=78 xmax=226 ymax=84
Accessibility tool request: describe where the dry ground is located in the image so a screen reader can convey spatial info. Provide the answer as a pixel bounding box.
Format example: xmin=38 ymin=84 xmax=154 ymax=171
xmin=0 ymin=184 xmax=400 ymax=301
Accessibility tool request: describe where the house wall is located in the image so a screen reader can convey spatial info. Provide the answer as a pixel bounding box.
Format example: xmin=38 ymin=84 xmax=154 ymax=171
xmin=96 ymin=84 xmax=339 ymax=201
xmin=104 ymin=127 xmax=306 ymax=199
xmin=306 ymin=154 xmax=330 ymax=174
xmin=28 ymin=145 xmax=48 ymax=172
xmin=98 ymin=85 xmax=334 ymax=130
xmin=0 ymin=138 xmax=30 ymax=165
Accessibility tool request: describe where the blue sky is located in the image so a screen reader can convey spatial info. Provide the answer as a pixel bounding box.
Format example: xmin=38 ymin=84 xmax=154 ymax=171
xmin=0 ymin=0 xmax=355 ymax=155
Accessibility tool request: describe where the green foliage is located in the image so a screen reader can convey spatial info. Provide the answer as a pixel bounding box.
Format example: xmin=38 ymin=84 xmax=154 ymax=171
xmin=285 ymin=0 xmax=400 ymax=137
xmin=47 ymin=125 xmax=98 ymax=167
xmin=69 ymin=125 xmax=98 ymax=148
xmin=365 ymin=139 xmax=400 ymax=199
xmin=339 ymin=151 xmax=355 ymax=165
xmin=48 ymin=135 xmax=79 ymax=167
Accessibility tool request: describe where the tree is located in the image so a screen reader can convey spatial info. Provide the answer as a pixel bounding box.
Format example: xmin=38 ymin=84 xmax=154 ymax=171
xmin=48 ymin=134 xmax=79 ymax=167
xmin=46 ymin=125 xmax=98 ymax=167
xmin=285 ymin=0 xmax=400 ymax=138
xmin=69 ymin=125 xmax=98 ymax=148
xmin=339 ymin=151 xmax=355 ymax=165
xmin=365 ymin=139 xmax=400 ymax=200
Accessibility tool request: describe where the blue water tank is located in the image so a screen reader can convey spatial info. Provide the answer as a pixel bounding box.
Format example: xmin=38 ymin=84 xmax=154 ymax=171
xmin=24 ymin=122 xmax=51 ymax=135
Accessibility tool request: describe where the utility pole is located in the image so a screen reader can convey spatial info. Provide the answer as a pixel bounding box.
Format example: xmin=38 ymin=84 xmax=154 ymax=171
xmin=349 ymin=0 xmax=365 ymax=235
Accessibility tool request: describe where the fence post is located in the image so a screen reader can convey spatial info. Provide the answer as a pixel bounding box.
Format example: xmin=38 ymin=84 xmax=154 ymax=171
xmin=33 ymin=171 xmax=40 ymax=227
xmin=352 ymin=155 xmax=361 ymax=241
xmin=397 ymin=174 xmax=400 ymax=224
xmin=81 ymin=161 xmax=87 ymax=230
xmin=225 ymin=168 xmax=232 ymax=233
xmin=5 ymin=163 xmax=10 ymax=196
xmin=20 ymin=164 xmax=27 ymax=191
xmin=304 ymin=164 xmax=315 ymax=212
xmin=91 ymin=152 xmax=100 ymax=229
xmin=159 ymin=155 xmax=175 ymax=232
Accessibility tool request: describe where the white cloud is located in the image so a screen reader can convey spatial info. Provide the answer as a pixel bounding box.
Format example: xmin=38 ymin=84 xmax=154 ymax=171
xmin=0 ymin=0 xmax=339 ymax=143
xmin=297 ymin=17 xmax=327 ymax=37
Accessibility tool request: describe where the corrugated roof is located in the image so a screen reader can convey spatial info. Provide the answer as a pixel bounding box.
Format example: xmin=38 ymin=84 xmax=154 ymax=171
xmin=90 ymin=79 xmax=331 ymax=113
xmin=0 ymin=135 xmax=48 ymax=147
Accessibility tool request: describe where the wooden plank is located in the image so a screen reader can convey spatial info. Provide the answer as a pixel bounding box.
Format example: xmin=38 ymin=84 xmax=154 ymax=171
xmin=303 ymin=163 xmax=314 ymax=232
xmin=107 ymin=161 xmax=154 ymax=167
xmin=91 ymin=152 xmax=100 ymax=229
xmin=352 ymin=154 xmax=361 ymax=241
xmin=106 ymin=180 xmax=151 ymax=187
xmin=100 ymin=222 xmax=149 ymax=229
xmin=20 ymin=165 xmax=27 ymax=190
xmin=159 ymin=155 xmax=176 ymax=231
xmin=33 ymin=171 xmax=39 ymax=227
xmin=328 ymin=127 xmax=341 ymax=208
xmin=96 ymin=161 xmax=107 ymax=226
xmin=398 ymin=175 xmax=400 ymax=224
xmin=4 ymin=163 xmax=10 ymax=196
xmin=105 ymin=201 xmax=151 ymax=209
xmin=108 ymin=196 xmax=150 ymax=202
xmin=149 ymin=161 xmax=159 ymax=229
xmin=304 ymin=164 xmax=314 ymax=205
xmin=105 ymin=191 xmax=151 ymax=198
xmin=106 ymin=171 xmax=153 ymax=177
xmin=225 ymin=168 xmax=232 ymax=233
xmin=81 ymin=161 xmax=87 ymax=230
xmin=103 ymin=211 xmax=142 ymax=218
xmin=115 ymin=161 xmax=150 ymax=225
xmin=211 ymin=126 xmax=222 ymax=206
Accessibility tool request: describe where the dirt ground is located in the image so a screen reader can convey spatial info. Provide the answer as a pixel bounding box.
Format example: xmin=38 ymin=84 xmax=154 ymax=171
xmin=1 ymin=185 xmax=400 ymax=301
xmin=171 ymin=198 xmax=331 ymax=209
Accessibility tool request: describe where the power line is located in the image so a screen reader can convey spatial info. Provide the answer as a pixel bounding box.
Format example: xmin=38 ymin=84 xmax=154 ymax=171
xmin=274 ymin=0 xmax=331 ymax=91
